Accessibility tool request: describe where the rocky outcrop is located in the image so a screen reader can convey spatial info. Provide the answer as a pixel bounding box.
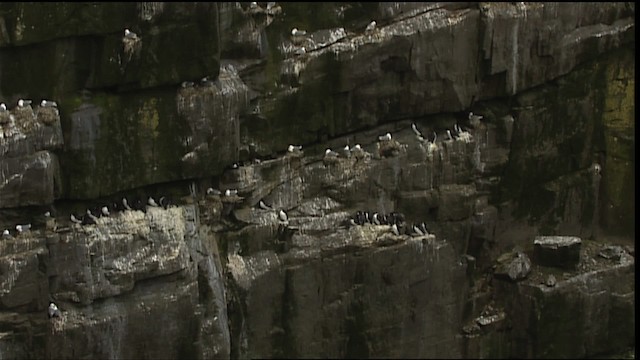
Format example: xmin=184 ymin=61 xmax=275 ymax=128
xmin=0 ymin=2 xmax=634 ymax=359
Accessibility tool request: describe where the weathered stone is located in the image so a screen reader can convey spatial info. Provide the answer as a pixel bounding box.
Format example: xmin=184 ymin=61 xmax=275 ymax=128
xmin=598 ymin=245 xmax=624 ymax=261
xmin=533 ymin=236 xmax=582 ymax=269
xmin=437 ymin=184 xmax=477 ymax=221
xmin=494 ymin=251 xmax=532 ymax=281
xmin=0 ymin=151 xmax=62 ymax=208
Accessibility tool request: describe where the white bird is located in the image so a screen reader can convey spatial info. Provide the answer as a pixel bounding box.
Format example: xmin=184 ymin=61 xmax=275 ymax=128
xmin=278 ymin=209 xmax=288 ymax=222
xmin=391 ymin=223 xmax=400 ymax=236
xmin=593 ymin=163 xmax=602 ymax=176
xmin=225 ymin=189 xmax=238 ymax=197
xmin=18 ymin=99 xmax=32 ymax=107
xmin=122 ymin=198 xmax=132 ymax=210
xmin=378 ymin=132 xmax=392 ymax=141
xmin=16 ymin=224 xmax=31 ymax=233
xmin=469 ymin=112 xmax=483 ymax=127
xmin=70 ymin=214 xmax=82 ymax=224
xmin=2 ymin=229 xmax=10 ymax=238
xmin=44 ymin=211 xmax=51 ymax=218
xmin=249 ymin=1 xmax=258 ymax=8
xmin=148 ymin=197 xmax=159 ymax=207
xmin=365 ymin=20 xmax=377 ymax=33
xmin=287 ymin=144 xmax=303 ymax=153
xmin=41 ymin=100 xmax=58 ymax=108
xmin=373 ymin=213 xmax=381 ymax=225
xmin=259 ymin=200 xmax=273 ymax=210
xmin=232 ymin=163 xmax=239 ymax=169
xmin=206 ymin=188 xmax=221 ymax=196
xmin=48 ymin=302 xmax=61 ymax=318
xmin=342 ymin=145 xmax=351 ymax=158
xmin=324 ymin=148 xmax=339 ymax=158
xmin=411 ymin=123 xmax=422 ymax=137
xmin=294 ymin=47 xmax=306 ymax=56
xmin=181 ymin=81 xmax=195 ymax=88
xmin=446 ymin=129 xmax=453 ymax=141
xmin=412 ymin=225 xmax=425 ymax=236
xmin=291 ymin=28 xmax=307 ymax=37
xmin=124 ymin=28 xmax=138 ymax=40
xmin=86 ymin=210 xmax=99 ymax=223
xmin=101 ymin=206 xmax=110 ymax=217
xmin=0 ymin=103 xmax=6 ymax=111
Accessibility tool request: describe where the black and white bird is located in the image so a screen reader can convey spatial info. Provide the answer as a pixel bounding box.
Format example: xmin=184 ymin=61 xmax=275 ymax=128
xmin=278 ymin=209 xmax=288 ymax=223
xmin=365 ymin=20 xmax=377 ymax=33
xmin=0 ymin=103 xmax=6 ymax=112
xmin=40 ymin=100 xmax=58 ymax=108
xmin=124 ymin=28 xmax=138 ymax=40
xmin=259 ymin=200 xmax=273 ymax=210
xmin=18 ymin=99 xmax=32 ymax=107
xmin=446 ymin=129 xmax=454 ymax=141
xmin=181 ymin=81 xmax=195 ymax=88
xmin=147 ymin=197 xmax=160 ymax=207
xmin=378 ymin=132 xmax=392 ymax=141
xmin=44 ymin=211 xmax=52 ymax=218
xmin=2 ymin=229 xmax=10 ymax=238
xmin=324 ymin=148 xmax=339 ymax=159
xmin=70 ymin=214 xmax=82 ymax=224
xmin=122 ymin=198 xmax=132 ymax=211
xmin=468 ymin=112 xmax=483 ymax=127
xmin=291 ymin=28 xmax=307 ymax=37
xmin=294 ymin=47 xmax=306 ymax=56
xmin=351 ymin=144 xmax=366 ymax=159
xmin=224 ymin=189 xmax=238 ymax=197
xmin=159 ymin=196 xmax=169 ymax=209
xmin=342 ymin=145 xmax=351 ymax=158
xmin=85 ymin=209 xmax=99 ymax=224
xmin=48 ymin=302 xmax=61 ymax=318
xmin=100 ymin=206 xmax=110 ymax=217
xmin=412 ymin=224 xmax=425 ymax=236
xmin=411 ymin=123 xmax=422 ymax=137
xmin=372 ymin=213 xmax=381 ymax=225
xmin=200 ymin=76 xmax=214 ymax=87
xmin=391 ymin=223 xmax=400 ymax=236
xmin=206 ymin=188 xmax=222 ymax=196
xmin=15 ymin=224 xmax=31 ymax=233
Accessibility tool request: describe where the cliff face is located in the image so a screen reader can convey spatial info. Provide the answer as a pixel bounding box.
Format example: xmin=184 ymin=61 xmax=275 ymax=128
xmin=0 ymin=2 xmax=635 ymax=359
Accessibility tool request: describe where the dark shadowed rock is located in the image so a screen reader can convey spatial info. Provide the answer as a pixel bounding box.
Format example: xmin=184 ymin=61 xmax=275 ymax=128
xmin=534 ymin=236 xmax=582 ymax=269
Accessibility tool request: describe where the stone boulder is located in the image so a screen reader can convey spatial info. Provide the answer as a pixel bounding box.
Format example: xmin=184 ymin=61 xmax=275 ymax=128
xmin=533 ymin=236 xmax=581 ymax=269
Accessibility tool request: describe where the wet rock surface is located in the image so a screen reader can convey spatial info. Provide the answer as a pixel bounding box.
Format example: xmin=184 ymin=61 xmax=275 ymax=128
xmin=0 ymin=2 xmax=635 ymax=359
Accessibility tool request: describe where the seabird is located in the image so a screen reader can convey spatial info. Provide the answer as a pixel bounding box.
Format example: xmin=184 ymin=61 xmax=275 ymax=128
xmin=378 ymin=132 xmax=392 ymax=141
xmin=41 ymin=100 xmax=58 ymax=108
xmin=324 ymin=148 xmax=339 ymax=158
xmin=85 ymin=210 xmax=99 ymax=224
xmin=0 ymin=103 xmax=6 ymax=112
xmin=419 ymin=222 xmax=430 ymax=236
xmin=2 ymin=229 xmax=10 ymax=238
xmin=122 ymin=198 xmax=132 ymax=210
xmin=181 ymin=81 xmax=195 ymax=88
xmin=231 ymin=163 xmax=239 ymax=169
xmin=373 ymin=213 xmax=381 ymax=225
xmin=278 ymin=209 xmax=288 ymax=223
xmin=16 ymin=224 xmax=31 ymax=233
xmin=200 ymin=76 xmax=214 ymax=87
xmin=411 ymin=123 xmax=422 ymax=137
xmin=287 ymin=144 xmax=303 ymax=153
xmin=349 ymin=218 xmax=358 ymax=227
xmin=294 ymin=47 xmax=306 ymax=56
xmin=446 ymin=129 xmax=453 ymax=141
xmin=147 ymin=197 xmax=160 ymax=207
xmin=342 ymin=145 xmax=351 ymax=158
xmin=159 ymin=196 xmax=169 ymax=209
xmin=70 ymin=214 xmax=82 ymax=224
xmin=412 ymin=224 xmax=425 ymax=236
xmin=259 ymin=200 xmax=273 ymax=210
xmin=48 ymin=302 xmax=61 ymax=318
xmin=593 ymin=163 xmax=601 ymax=176
xmin=124 ymin=28 xmax=138 ymax=40
xmin=18 ymin=99 xmax=32 ymax=107
xmin=355 ymin=211 xmax=365 ymax=225
xmin=249 ymin=1 xmax=258 ymax=8
xmin=44 ymin=211 xmax=51 ymax=218
xmin=206 ymin=188 xmax=221 ymax=196
xmin=469 ymin=112 xmax=483 ymax=127
xmin=391 ymin=223 xmax=400 ymax=236
xmin=365 ymin=20 xmax=377 ymax=33
xmin=101 ymin=206 xmax=110 ymax=217
xmin=291 ymin=28 xmax=307 ymax=37
xmin=224 ymin=189 xmax=238 ymax=197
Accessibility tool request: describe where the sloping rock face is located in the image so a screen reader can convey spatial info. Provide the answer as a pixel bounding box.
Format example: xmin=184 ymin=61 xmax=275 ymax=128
xmin=0 ymin=2 xmax=635 ymax=359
